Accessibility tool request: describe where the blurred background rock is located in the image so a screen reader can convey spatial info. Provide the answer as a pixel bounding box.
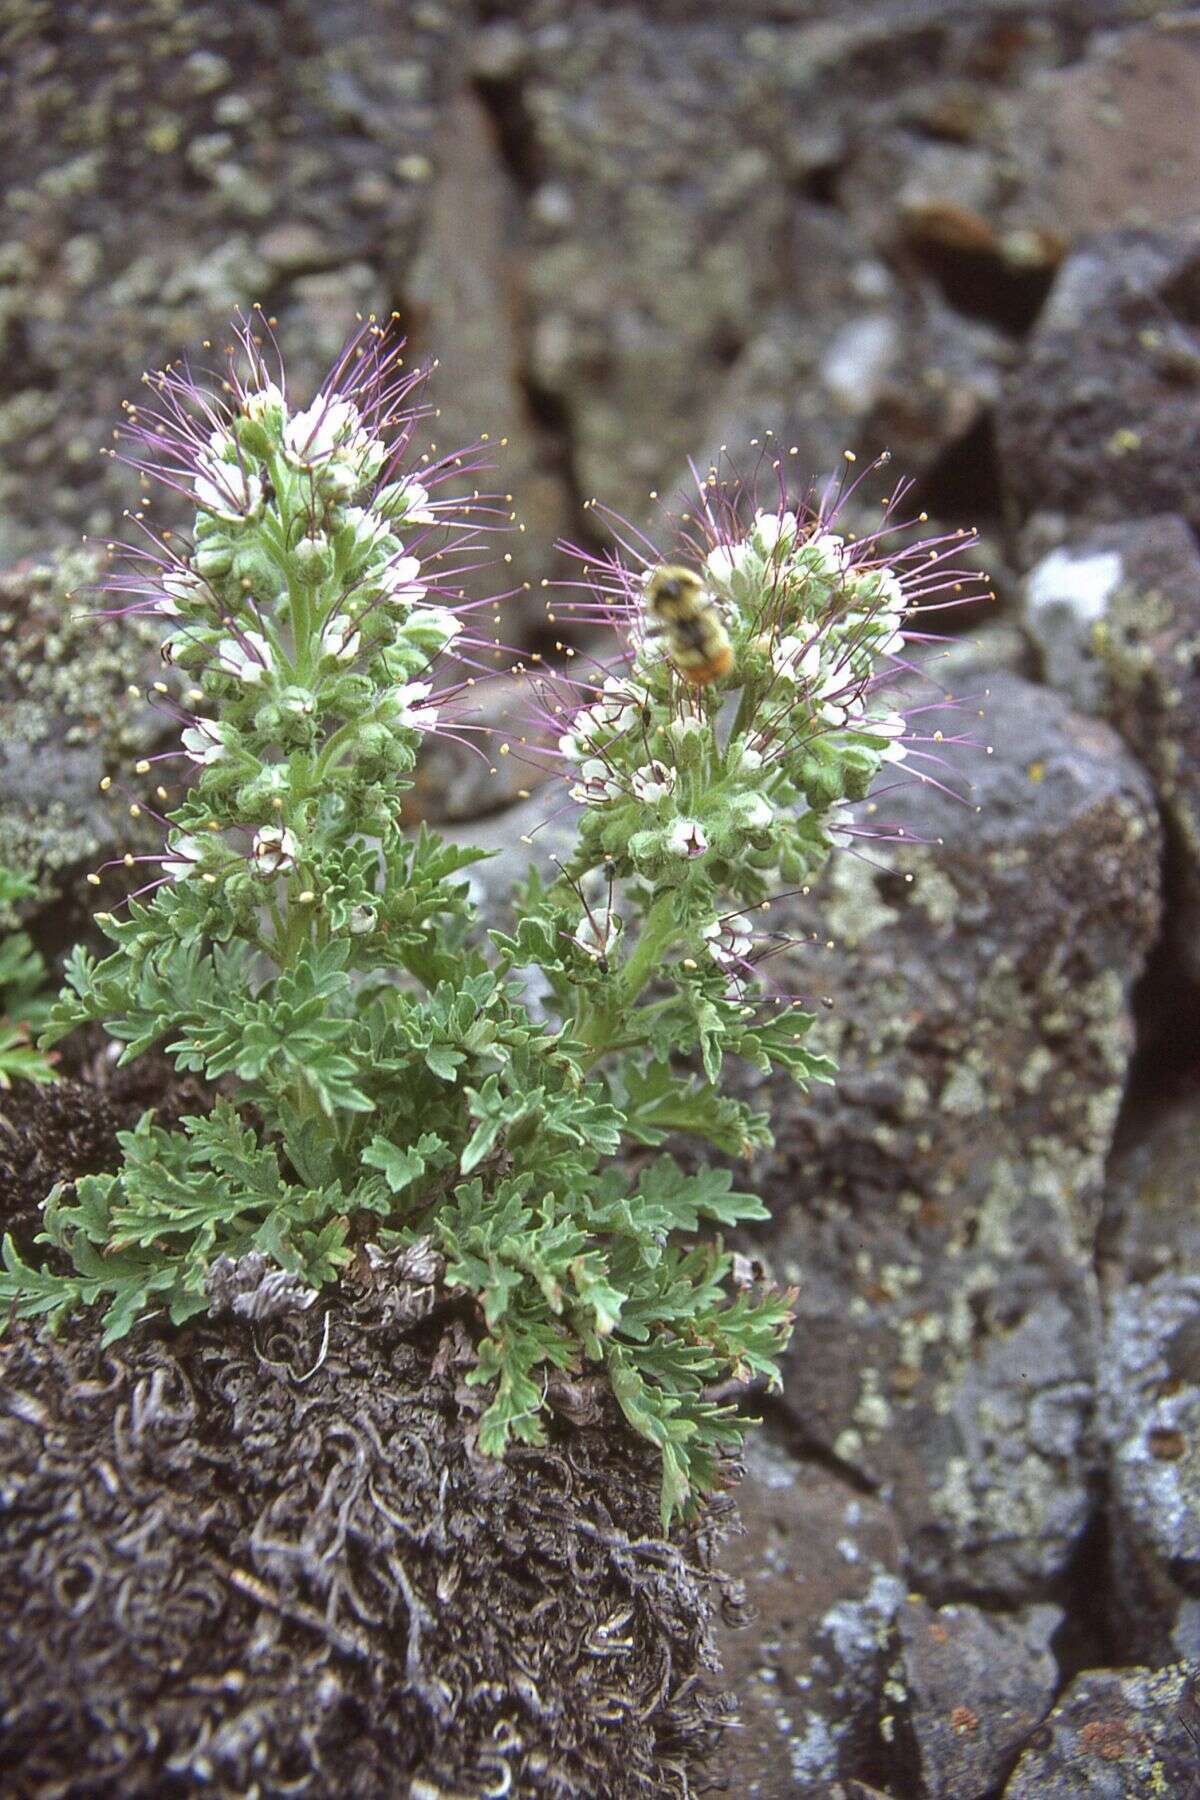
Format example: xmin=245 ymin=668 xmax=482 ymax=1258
xmin=3 ymin=1 xmax=1200 ymax=1795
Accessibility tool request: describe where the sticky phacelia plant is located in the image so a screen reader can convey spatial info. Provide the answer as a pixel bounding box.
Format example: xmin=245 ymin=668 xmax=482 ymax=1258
xmin=0 ymin=318 xmax=978 ymax=1521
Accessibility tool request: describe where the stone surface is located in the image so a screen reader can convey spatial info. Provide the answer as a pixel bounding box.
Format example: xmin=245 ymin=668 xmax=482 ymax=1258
xmin=0 ymin=1 xmax=469 ymax=564
xmin=713 ymin=1435 xmax=904 ymax=1798
xmin=743 ymin=669 xmax=1162 ymax=1597
xmin=1001 ymin=1665 xmax=1198 ymax=1800
xmin=2 ymin=0 xmax=1178 ymax=583
xmin=0 ymin=548 xmax=170 ymax=925
xmin=890 ymin=1596 xmax=1061 ymax=1799
xmin=1103 ymin=1097 xmax=1200 ymax=1287
xmin=1023 ymin=513 xmax=1200 ymax=983
xmin=997 ymin=228 xmax=1200 ymax=541
xmin=1099 ymin=1274 xmax=1200 ymax=1663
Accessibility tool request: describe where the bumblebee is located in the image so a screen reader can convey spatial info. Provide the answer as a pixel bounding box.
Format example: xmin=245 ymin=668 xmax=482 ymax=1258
xmin=643 ymin=565 xmax=734 ymax=686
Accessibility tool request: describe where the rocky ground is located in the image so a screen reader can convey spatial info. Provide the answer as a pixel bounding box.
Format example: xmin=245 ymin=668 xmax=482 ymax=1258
xmin=3 ymin=1 xmax=1200 ymax=1795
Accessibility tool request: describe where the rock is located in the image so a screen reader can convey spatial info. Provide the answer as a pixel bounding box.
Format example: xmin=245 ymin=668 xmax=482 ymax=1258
xmin=746 ymin=669 xmax=1162 ymax=1597
xmin=1103 ymin=1097 xmax=1200 ymax=1286
xmin=1099 ymin=1274 xmax=1200 ymax=1662
xmin=1001 ymin=1665 xmax=1198 ymax=1799
xmin=1023 ymin=540 xmax=1126 ymax=715
xmin=1023 ymin=513 xmax=1200 ymax=981
xmin=0 ymin=1 xmax=466 ymax=558
xmin=406 ymin=87 xmax=573 ymax=626
xmin=1036 ymin=19 xmax=1200 ymax=240
xmin=0 ymin=548 xmax=170 ymax=926
xmin=1093 ymin=516 xmax=1200 ymax=985
xmin=997 ymin=228 xmax=1200 ymax=542
xmin=713 ymin=1435 xmax=905 ymax=1798
xmin=889 ymin=1596 xmax=1061 ymax=1799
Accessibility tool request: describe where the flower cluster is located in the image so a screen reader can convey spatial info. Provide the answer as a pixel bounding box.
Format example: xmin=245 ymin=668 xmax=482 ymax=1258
xmin=100 ymin=319 xmax=484 ymax=922
xmin=536 ymin=476 xmax=976 ymax=996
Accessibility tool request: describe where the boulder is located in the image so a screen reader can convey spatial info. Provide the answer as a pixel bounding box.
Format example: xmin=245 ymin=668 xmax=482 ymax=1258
xmin=713 ymin=1435 xmax=904 ymax=1798
xmin=1103 ymin=1096 xmax=1200 ymax=1286
xmin=1099 ymin=1274 xmax=1200 ymax=1663
xmin=1022 ymin=513 xmax=1200 ymax=979
xmin=747 ymin=670 xmax=1162 ymax=1597
xmin=1001 ymin=1665 xmax=1198 ymax=1800
xmin=888 ymin=1596 xmax=1061 ymax=1799
xmin=0 ymin=549 xmax=168 ymax=932
xmin=997 ymin=228 xmax=1200 ymax=541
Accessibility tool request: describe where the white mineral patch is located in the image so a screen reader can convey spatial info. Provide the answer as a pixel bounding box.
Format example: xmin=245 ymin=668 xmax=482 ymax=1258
xmin=1025 ymin=547 xmax=1122 ymax=624
xmin=821 ymin=314 xmax=899 ymax=412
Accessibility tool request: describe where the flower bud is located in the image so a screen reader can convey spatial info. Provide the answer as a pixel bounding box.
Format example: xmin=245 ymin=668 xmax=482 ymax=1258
xmin=292 ymin=534 xmax=334 ymax=582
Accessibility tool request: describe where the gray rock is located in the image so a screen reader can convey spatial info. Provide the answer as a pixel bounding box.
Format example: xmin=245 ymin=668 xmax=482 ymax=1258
xmin=1002 ymin=1665 xmax=1198 ymax=1800
xmin=747 ymin=670 xmax=1162 ymax=1597
xmin=1022 ymin=513 xmax=1200 ymax=981
xmin=1023 ymin=540 xmax=1127 ymax=716
xmin=713 ymin=1436 xmax=905 ymax=1799
xmin=997 ymin=228 xmax=1200 ymax=541
xmin=1099 ymin=1274 xmax=1200 ymax=1662
xmin=1103 ymin=1098 xmax=1200 ymax=1285
xmin=0 ymin=549 xmax=169 ymax=919
xmin=890 ymin=1596 xmax=1061 ymax=1799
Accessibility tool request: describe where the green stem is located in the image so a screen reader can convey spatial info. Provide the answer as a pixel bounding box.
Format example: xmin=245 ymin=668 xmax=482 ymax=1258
xmin=618 ymin=890 xmax=680 ymax=1007
xmin=575 ymin=890 xmax=681 ymax=1065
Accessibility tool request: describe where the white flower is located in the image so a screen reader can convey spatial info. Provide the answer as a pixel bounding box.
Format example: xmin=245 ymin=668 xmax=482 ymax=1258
xmin=323 ymin=613 xmax=361 ymax=662
xmin=394 ymin=478 xmax=435 ymax=524
xmin=252 ymin=824 xmax=299 ymax=878
xmin=194 ymin=458 xmax=262 ymax=522
xmin=772 ymin=634 xmax=822 ymax=685
xmin=342 ymin=506 xmax=389 ymax=554
xmin=181 ymin=719 xmax=227 ymax=766
xmin=630 ymin=760 xmax=676 ymax=804
xmin=283 ymin=396 xmax=362 ymax=464
xmin=665 ymin=818 xmax=708 ymax=858
xmin=570 ymin=760 xmax=623 ymax=806
xmin=159 ymin=570 xmax=206 ymax=617
xmin=216 ymin=631 xmax=272 ymax=683
xmin=389 ymin=680 xmax=440 ymax=732
xmin=379 ymin=555 xmax=427 ymax=606
xmin=855 ymin=564 xmax=904 ymax=610
xmin=704 ymin=540 xmax=754 ymax=594
xmin=162 ymin=834 xmax=207 ymax=882
xmin=573 ymin=907 xmax=622 ymax=961
xmin=799 ymin=532 xmax=847 ymax=578
xmin=559 ymin=683 xmax=641 ymax=761
xmin=702 ymin=914 xmax=754 ymax=968
xmin=206 ymin=425 xmax=237 ymax=461
xmin=241 ymin=380 xmax=285 ymax=423
xmin=729 ymin=739 xmax=763 ymax=775
xmin=750 ymin=509 xmax=797 ymax=554
xmin=860 ymin=710 xmax=909 ymax=762
xmin=408 ymin=605 xmax=462 ymax=648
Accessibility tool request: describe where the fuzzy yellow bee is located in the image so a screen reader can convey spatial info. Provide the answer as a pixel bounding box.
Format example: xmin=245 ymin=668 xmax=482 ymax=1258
xmin=643 ymin=565 xmax=734 ymax=686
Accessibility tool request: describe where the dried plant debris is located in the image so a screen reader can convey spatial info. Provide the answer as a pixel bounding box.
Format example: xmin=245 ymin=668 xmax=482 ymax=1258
xmin=0 ymin=1078 xmax=121 ymax=1255
xmin=0 ymin=1254 xmax=736 ymax=1799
